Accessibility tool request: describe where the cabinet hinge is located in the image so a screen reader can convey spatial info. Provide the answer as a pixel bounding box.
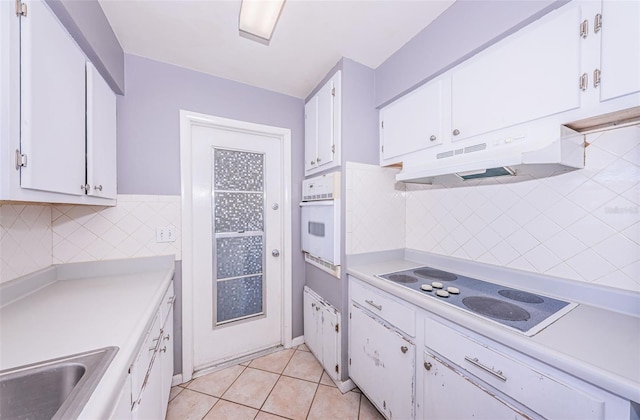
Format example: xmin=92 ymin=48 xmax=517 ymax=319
xmin=15 ymin=150 xmax=27 ymax=169
xmin=335 ymin=323 xmax=339 ymax=333
xmin=331 ymin=86 xmax=336 ymax=97
xmin=381 ymin=145 xmax=384 ymax=153
xmin=594 ymin=13 xmax=602 ymax=34
xmin=381 ymin=120 xmax=384 ymax=129
xmin=335 ymin=364 xmax=339 ymax=374
xmin=349 ymin=358 xmax=351 ymax=365
xmin=579 ymin=19 xmax=588 ymax=39
xmin=15 ymin=0 xmax=27 ymax=17
xmin=331 ymin=144 xmax=335 ymax=154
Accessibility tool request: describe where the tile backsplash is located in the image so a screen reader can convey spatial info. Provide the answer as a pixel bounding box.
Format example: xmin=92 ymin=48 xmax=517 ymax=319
xmin=0 ymin=204 xmax=52 ymax=283
xmin=345 ymin=162 xmax=405 ymax=255
xmin=0 ymin=195 xmax=181 ymax=283
xmin=348 ymin=124 xmax=640 ymax=293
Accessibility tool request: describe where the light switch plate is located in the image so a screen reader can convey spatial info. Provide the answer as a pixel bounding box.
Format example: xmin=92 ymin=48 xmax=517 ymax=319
xmin=156 ymin=226 xmax=176 ymax=243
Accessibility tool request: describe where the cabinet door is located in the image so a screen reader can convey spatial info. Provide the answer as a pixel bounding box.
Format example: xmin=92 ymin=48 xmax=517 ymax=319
xmin=349 ymin=303 xmax=414 ymax=419
xmin=381 ymin=78 xmax=444 ymax=162
xmin=599 ymin=0 xmax=640 ymax=101
xmin=304 ymin=97 xmax=319 ymax=172
xmin=160 ymin=306 xmax=174 ymax=413
xmin=316 ymin=77 xmax=335 ymax=169
xmin=303 ymin=290 xmax=322 ymax=361
xmin=20 ymin=0 xmax=86 ymax=195
xmin=87 ymin=62 xmax=117 ymax=199
xmin=450 ymin=4 xmax=582 ymax=141
xmin=322 ymin=307 xmax=339 ymax=381
xmin=422 ymin=351 xmax=528 ymax=420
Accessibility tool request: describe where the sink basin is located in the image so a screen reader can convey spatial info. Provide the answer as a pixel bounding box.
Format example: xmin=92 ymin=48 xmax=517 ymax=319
xmin=0 ymin=346 xmax=118 ymax=420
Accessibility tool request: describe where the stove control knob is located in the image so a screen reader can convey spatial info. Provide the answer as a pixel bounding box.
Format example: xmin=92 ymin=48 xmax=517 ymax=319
xmin=447 ymin=287 xmax=460 ymax=294
xmin=432 ymin=282 xmax=443 ymax=289
xmin=436 ymin=290 xmax=450 ymax=298
xmin=420 ymin=284 xmax=433 ymax=292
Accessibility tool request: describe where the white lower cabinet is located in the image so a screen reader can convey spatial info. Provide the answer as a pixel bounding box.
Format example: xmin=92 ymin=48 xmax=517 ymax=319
xmin=348 ymin=278 xmax=415 ymax=419
xmin=116 ymin=282 xmax=174 ymax=420
xmin=422 ymin=350 xmax=528 ymax=420
xmin=303 ymin=286 xmax=341 ymax=382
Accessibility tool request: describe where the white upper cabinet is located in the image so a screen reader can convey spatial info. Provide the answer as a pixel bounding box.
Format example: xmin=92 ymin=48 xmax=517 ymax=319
xmin=599 ymin=0 xmax=640 ymax=102
xmin=305 ymin=70 xmax=341 ymax=176
xmin=380 ymin=77 xmax=444 ymax=164
xmin=0 ymin=0 xmax=117 ymax=205
xmin=87 ymin=62 xmax=117 ymax=199
xmin=450 ymin=3 xmax=583 ymax=142
xmin=20 ymin=0 xmax=86 ymax=196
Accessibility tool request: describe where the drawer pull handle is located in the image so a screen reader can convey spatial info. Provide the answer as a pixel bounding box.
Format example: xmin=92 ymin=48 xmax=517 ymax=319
xmin=464 ymin=356 xmax=507 ymax=382
xmin=400 ymin=346 xmax=408 ymax=354
xmin=365 ymin=299 xmax=382 ymax=311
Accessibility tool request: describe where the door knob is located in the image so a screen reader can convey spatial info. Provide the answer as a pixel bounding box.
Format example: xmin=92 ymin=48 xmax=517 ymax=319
xmin=272 ymin=249 xmax=280 ymax=257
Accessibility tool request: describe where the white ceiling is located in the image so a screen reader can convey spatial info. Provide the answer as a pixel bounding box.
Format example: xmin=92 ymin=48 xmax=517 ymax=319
xmin=99 ymin=0 xmax=455 ymax=99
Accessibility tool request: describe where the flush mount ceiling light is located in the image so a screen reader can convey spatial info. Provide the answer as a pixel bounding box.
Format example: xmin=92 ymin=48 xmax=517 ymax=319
xmin=239 ymin=0 xmax=286 ymax=45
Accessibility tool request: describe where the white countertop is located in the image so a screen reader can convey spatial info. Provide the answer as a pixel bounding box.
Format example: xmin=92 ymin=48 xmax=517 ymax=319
xmin=347 ymin=253 xmax=640 ymax=403
xmin=0 ymin=256 xmax=175 ymax=419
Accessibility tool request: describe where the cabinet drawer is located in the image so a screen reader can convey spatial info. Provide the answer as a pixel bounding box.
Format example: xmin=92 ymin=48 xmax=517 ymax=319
xmin=350 ymin=278 xmax=415 ymax=337
xmin=423 ymin=317 xmax=604 ymax=419
xmin=131 ymin=313 xmax=161 ymax=401
xmin=159 ymin=282 xmax=175 ymax=325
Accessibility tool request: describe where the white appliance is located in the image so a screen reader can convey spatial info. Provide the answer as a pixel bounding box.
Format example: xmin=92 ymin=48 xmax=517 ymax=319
xmin=300 ymin=172 xmax=340 ymax=277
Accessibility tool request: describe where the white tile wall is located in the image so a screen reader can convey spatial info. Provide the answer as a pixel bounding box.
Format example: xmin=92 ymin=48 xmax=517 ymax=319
xmin=405 ymin=124 xmax=640 ymax=292
xmin=0 ymin=204 xmax=52 ymax=283
xmin=345 ymin=162 xmax=406 ymax=255
xmin=52 ymin=195 xmax=181 ymax=264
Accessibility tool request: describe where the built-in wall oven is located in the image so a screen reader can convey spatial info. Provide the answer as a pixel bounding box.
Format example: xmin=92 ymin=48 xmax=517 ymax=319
xmin=300 ymin=172 xmax=341 ymax=278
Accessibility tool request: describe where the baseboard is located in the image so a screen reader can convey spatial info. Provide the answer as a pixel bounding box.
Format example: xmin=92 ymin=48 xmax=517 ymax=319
xmin=336 ymin=378 xmax=356 ymax=393
xmin=290 ymin=335 xmax=305 ymax=347
xmin=171 ymin=374 xmax=184 ymax=387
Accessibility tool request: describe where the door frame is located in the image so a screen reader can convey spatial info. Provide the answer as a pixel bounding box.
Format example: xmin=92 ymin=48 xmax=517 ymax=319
xmin=179 ymin=110 xmax=293 ymax=382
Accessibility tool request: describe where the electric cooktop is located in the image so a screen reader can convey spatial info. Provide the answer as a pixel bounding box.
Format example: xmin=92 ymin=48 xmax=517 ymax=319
xmin=377 ymin=266 xmax=577 ymax=336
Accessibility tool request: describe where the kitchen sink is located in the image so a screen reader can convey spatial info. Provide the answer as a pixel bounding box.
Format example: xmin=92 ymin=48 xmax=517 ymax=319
xmin=0 ymin=346 xmax=118 ymax=420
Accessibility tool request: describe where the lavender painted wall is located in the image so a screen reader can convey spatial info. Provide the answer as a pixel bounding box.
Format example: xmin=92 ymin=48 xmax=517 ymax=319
xmin=117 ymin=54 xmax=305 ymax=339
xmin=45 ymin=0 xmax=124 ymax=94
xmin=375 ymin=0 xmax=569 ymax=107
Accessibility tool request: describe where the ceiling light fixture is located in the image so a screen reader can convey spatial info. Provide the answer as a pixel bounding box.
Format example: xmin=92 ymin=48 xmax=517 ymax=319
xmin=238 ymin=0 xmax=286 ymax=45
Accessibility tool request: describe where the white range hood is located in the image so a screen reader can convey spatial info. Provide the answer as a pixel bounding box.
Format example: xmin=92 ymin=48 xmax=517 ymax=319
xmin=397 ymin=107 xmax=640 ymax=184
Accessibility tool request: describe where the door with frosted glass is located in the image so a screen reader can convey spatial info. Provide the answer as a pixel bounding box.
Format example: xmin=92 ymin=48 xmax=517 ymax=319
xmin=191 ymin=124 xmax=282 ymax=370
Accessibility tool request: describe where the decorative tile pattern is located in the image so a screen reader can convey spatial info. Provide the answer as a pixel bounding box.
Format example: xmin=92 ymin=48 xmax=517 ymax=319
xmin=214 ymin=149 xmax=264 ymax=192
xmin=52 ymin=195 xmax=181 ymax=264
xmin=346 ymin=162 xmax=406 ymax=255
xmin=0 ymin=204 xmax=52 ymax=283
xmin=403 ymin=125 xmax=640 ymax=291
xmin=216 ymin=235 xmax=263 ymax=279
xmin=217 ymin=275 xmax=263 ymax=323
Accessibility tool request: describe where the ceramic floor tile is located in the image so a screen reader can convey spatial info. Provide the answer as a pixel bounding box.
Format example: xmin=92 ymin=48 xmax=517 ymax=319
xmin=297 ymin=343 xmax=310 ymax=352
xmin=203 ymin=399 xmax=258 ymax=420
xmin=221 ymin=367 xmax=279 ymax=409
xmin=169 ymin=386 xmax=184 ymax=402
xmin=307 ymin=384 xmax=361 ymax=420
xmin=255 ymin=412 xmax=289 ymax=420
xmin=359 ymin=395 xmax=384 ymax=420
xmin=166 ymin=388 xmax=218 ymax=420
xmin=261 ymin=375 xmax=318 ymax=420
xmin=187 ymin=365 xmax=246 ymax=397
xmin=248 ymin=348 xmax=295 ymax=374
xmin=320 ymin=371 xmax=336 ymax=387
xmin=282 ymin=350 xmax=323 ymax=382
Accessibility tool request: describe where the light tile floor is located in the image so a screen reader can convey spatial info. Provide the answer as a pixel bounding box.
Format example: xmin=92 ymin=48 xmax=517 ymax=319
xmin=167 ymin=344 xmax=384 ymax=420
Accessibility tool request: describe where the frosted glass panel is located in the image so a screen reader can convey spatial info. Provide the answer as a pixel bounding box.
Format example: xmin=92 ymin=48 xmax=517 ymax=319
xmin=212 ymin=147 xmax=265 ymax=326
xmin=217 ymin=276 xmax=263 ymax=323
xmin=214 ymin=149 xmax=264 ymax=191
xmin=216 ymin=235 xmax=263 ymax=278
xmin=214 ymin=192 xmax=264 ymax=233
